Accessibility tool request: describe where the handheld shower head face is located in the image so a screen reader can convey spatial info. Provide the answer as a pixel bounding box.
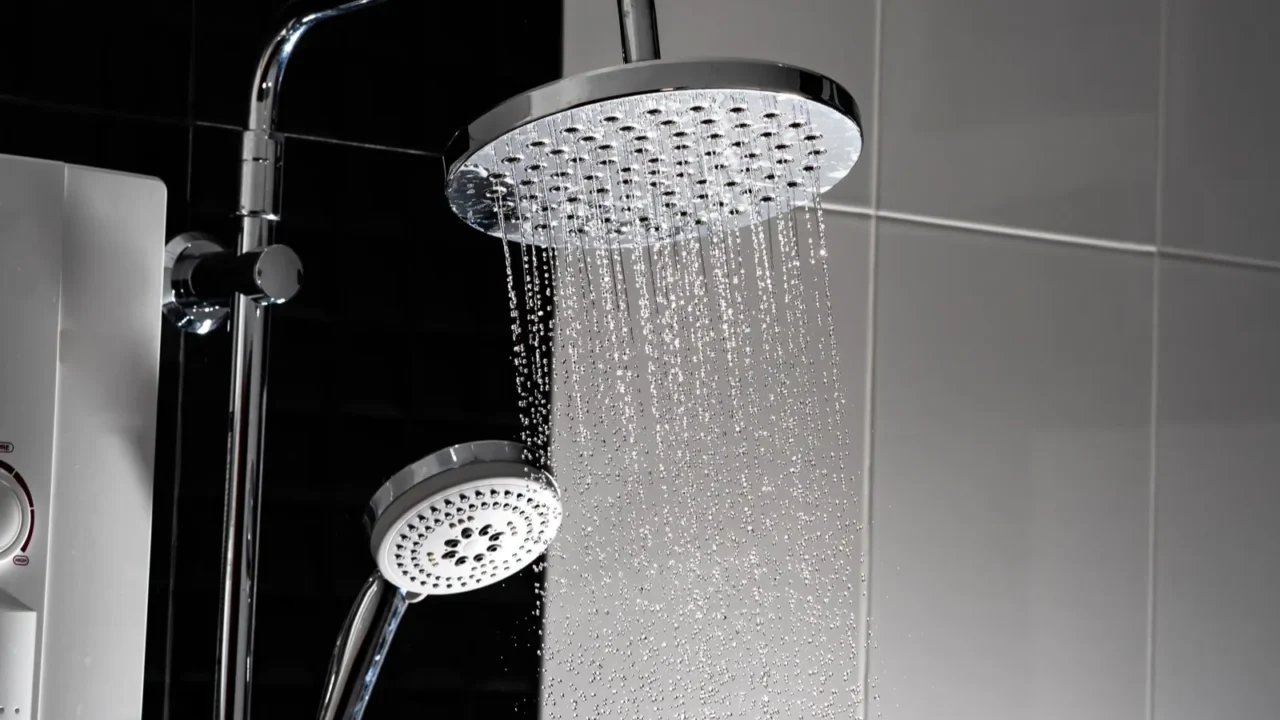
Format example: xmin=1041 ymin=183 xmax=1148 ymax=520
xmin=445 ymin=59 xmax=862 ymax=248
xmin=366 ymin=441 xmax=562 ymax=596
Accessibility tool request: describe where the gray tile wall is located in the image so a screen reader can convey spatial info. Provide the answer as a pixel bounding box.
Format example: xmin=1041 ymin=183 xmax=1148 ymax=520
xmin=870 ymin=224 xmax=1154 ymax=720
xmin=1153 ymin=259 xmax=1280 ymax=720
xmin=563 ymin=1 xmax=1280 ymax=718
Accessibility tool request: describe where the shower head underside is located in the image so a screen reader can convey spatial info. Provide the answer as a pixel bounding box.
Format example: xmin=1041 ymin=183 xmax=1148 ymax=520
xmin=445 ymin=58 xmax=862 ymax=248
xmin=365 ymin=440 xmax=562 ymax=596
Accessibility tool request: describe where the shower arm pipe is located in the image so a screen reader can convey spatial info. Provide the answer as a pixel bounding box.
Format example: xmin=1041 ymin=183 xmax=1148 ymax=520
xmin=217 ymin=2 xmax=389 ymax=720
xmin=617 ymin=0 xmax=660 ymax=63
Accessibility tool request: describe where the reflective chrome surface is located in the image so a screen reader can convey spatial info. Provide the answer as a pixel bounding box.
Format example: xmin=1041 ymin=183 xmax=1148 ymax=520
xmin=188 ymin=245 xmax=304 ymax=305
xmin=163 ymin=235 xmax=302 ymax=336
xmin=364 ymin=439 xmax=546 ymax=539
xmin=445 ymin=59 xmax=859 ymax=175
xmin=239 ymin=131 xmax=283 ymax=221
xmin=316 ymin=573 xmax=416 ymax=720
xmin=215 ymin=3 xmax=389 ymax=719
xmin=617 ymin=0 xmax=660 ymax=63
xmin=162 ymin=233 xmax=232 ymax=335
xmin=217 ymin=290 xmax=269 ymax=720
xmin=443 ymin=58 xmax=862 ymax=246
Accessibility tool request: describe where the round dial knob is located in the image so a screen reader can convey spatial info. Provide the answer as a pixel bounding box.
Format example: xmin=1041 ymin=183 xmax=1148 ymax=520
xmin=0 ymin=467 xmax=30 ymax=562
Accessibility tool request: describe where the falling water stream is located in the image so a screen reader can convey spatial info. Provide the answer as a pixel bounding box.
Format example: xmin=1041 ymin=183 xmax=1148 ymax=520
xmin=490 ymin=91 xmax=862 ymax=719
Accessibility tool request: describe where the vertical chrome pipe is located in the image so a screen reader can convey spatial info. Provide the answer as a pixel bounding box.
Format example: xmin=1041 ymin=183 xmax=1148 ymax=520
xmin=316 ymin=573 xmax=412 ymax=720
xmin=215 ymin=3 xmax=389 ymax=719
xmin=617 ymin=0 xmax=661 ymax=63
xmin=216 ymin=272 xmax=271 ymax=719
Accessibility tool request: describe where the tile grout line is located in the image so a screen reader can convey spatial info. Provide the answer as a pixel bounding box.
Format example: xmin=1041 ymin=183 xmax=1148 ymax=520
xmin=195 ymin=121 xmax=443 ymax=157
xmin=1146 ymin=254 xmax=1162 ymax=720
xmin=1147 ymin=0 xmax=1170 ymax=718
xmin=818 ymin=202 xmax=1280 ymax=275
xmin=274 ymin=131 xmax=441 ymax=157
xmin=0 ymin=96 xmax=442 ymax=160
xmin=1159 ymin=245 xmax=1280 ymax=273
xmin=856 ymin=0 xmax=885 ymax=716
xmin=0 ymin=93 xmax=189 ymax=127
xmin=163 ymin=3 xmax=201 ymax=712
xmin=822 ymin=202 xmax=1157 ymax=254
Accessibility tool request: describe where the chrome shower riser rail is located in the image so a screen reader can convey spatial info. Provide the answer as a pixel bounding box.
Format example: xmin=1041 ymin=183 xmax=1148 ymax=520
xmin=215 ymin=2 xmax=390 ymax=719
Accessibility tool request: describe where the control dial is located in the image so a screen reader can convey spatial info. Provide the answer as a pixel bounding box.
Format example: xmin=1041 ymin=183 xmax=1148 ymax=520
xmin=0 ymin=462 xmax=32 ymax=563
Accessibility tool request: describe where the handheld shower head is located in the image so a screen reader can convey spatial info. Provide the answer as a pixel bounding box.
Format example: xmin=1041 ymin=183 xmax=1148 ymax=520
xmin=365 ymin=439 xmax=563 ymax=595
xmin=445 ymin=58 xmax=862 ymax=247
xmin=317 ymin=440 xmax=562 ymax=720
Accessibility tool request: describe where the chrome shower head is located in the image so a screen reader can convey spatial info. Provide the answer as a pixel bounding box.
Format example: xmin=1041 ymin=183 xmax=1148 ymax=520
xmin=318 ymin=441 xmax=562 ymax=720
xmin=444 ymin=58 xmax=862 ymax=248
xmin=364 ymin=439 xmax=563 ymax=595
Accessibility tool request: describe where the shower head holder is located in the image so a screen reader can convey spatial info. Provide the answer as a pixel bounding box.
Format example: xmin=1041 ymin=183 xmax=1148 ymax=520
xmin=162 ymin=231 xmax=304 ymax=335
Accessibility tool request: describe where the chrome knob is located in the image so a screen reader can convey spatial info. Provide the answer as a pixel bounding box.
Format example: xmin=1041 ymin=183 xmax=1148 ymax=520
xmin=190 ymin=245 xmax=303 ymax=305
xmin=162 ymin=233 xmax=305 ymax=334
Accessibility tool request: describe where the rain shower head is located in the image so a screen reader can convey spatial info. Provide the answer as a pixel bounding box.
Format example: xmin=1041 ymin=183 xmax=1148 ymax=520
xmin=364 ymin=439 xmax=562 ymax=595
xmin=444 ymin=58 xmax=862 ymax=247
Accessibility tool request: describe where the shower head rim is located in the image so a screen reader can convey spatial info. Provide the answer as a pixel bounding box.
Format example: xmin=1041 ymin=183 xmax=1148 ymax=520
xmin=365 ymin=440 xmax=561 ymax=595
xmin=364 ymin=439 xmax=555 ymax=547
xmin=443 ymin=56 xmax=861 ymax=178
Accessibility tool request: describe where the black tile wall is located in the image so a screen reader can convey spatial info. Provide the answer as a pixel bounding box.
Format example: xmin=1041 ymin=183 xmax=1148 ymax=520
xmin=192 ymin=0 xmax=563 ymax=151
xmin=0 ymin=1 xmax=193 ymax=119
xmin=1 ymin=0 xmax=562 ymax=717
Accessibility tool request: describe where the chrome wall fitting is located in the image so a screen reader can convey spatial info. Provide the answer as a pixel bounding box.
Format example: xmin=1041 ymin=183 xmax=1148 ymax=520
xmin=163 ymin=233 xmax=232 ymax=335
xmin=162 ymin=233 xmax=303 ymax=335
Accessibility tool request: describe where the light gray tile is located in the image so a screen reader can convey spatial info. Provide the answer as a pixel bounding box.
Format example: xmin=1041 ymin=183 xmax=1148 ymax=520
xmin=563 ymin=0 xmax=628 ymax=75
xmin=1154 ymin=259 xmax=1280 ymax=720
xmin=868 ymin=221 xmax=1153 ymax=720
xmin=563 ymin=0 xmax=877 ymax=207
xmin=542 ymin=212 xmax=872 ymax=718
xmin=879 ymin=0 xmax=1161 ymax=242
xmin=1162 ymin=1 xmax=1280 ymax=261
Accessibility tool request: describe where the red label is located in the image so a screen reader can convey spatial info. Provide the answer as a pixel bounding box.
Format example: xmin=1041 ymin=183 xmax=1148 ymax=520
xmin=0 ymin=442 xmax=13 ymax=453
xmin=13 ymin=555 xmax=29 ymax=566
